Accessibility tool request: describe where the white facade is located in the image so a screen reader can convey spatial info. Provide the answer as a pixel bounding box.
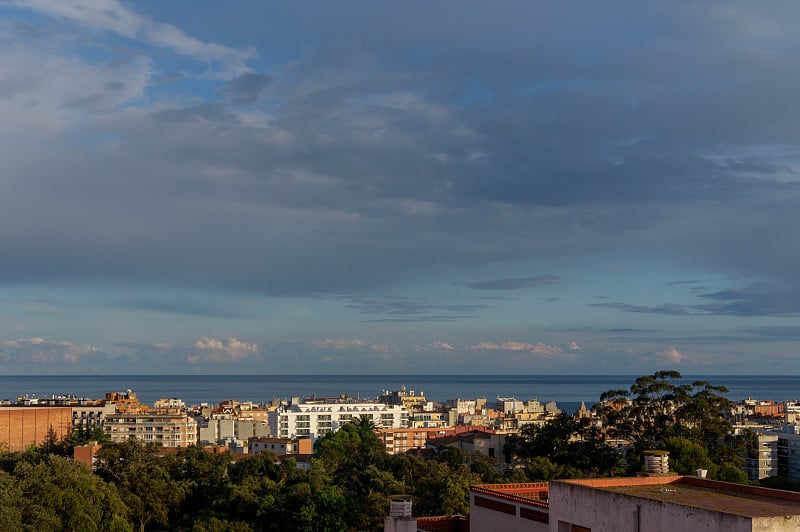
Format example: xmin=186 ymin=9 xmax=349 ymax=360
xmin=269 ymin=402 xmax=409 ymax=440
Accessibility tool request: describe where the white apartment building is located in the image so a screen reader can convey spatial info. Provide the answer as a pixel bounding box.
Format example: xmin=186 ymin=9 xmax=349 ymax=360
xmin=269 ymin=402 xmax=409 ymax=440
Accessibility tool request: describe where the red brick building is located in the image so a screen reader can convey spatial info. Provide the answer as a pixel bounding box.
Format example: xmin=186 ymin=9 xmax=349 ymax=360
xmin=0 ymin=407 xmax=72 ymax=451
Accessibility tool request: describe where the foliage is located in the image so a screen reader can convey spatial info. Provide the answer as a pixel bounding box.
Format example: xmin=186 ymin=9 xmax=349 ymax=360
xmin=0 ymin=451 xmax=131 ymax=531
xmin=505 ymin=414 xmax=622 ymax=479
xmin=595 ymin=371 xmax=751 ymax=481
xmin=95 ymin=440 xmax=185 ymax=532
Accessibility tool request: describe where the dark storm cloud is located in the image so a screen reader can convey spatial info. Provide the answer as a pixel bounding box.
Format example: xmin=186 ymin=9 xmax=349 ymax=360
xmin=464 ymin=275 xmax=561 ymax=290
xmin=219 ymin=72 xmax=272 ymax=104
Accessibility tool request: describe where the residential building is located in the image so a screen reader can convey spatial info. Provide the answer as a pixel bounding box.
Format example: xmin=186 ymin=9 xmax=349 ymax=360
xmin=429 ymin=429 xmax=509 ymax=471
xmin=745 ymin=433 xmax=779 ymax=480
xmin=104 ymin=397 xmax=197 ymax=448
xmin=269 ymin=402 xmax=409 ymax=440
xmin=248 ymin=436 xmax=312 ymax=455
xmin=378 ymin=425 xmax=492 ymax=455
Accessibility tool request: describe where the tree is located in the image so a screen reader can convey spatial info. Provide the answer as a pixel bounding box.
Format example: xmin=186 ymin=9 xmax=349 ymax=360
xmin=505 ymin=415 xmax=621 ymax=478
xmin=663 ymin=437 xmax=714 ymax=476
xmin=12 ymin=454 xmax=131 ymax=531
xmin=596 ymin=370 xmax=691 ymax=453
xmin=95 ymin=440 xmax=185 ymax=532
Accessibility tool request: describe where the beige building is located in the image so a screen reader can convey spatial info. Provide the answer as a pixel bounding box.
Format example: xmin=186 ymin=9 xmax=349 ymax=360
xmin=104 ymin=398 xmax=197 ymax=448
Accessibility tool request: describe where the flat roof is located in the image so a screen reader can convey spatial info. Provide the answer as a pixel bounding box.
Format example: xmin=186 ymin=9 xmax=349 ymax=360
xmin=561 ymin=477 xmax=800 ymax=519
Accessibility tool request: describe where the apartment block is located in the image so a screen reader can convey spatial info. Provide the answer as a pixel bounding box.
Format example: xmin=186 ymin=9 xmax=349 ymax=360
xmin=269 ymin=402 xmax=409 ymax=440
xmin=104 ymin=398 xmax=197 ymax=448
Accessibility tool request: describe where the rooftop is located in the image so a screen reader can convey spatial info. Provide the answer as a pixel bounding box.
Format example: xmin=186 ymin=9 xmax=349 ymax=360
xmin=561 ymin=476 xmax=800 ymax=519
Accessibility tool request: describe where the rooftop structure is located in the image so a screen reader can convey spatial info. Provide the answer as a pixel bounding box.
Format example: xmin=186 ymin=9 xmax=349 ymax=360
xmin=549 ymin=476 xmax=800 ymax=532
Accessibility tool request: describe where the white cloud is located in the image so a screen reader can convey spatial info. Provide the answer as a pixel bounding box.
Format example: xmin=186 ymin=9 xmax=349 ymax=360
xmin=431 ymin=341 xmax=454 ymax=350
xmin=0 ymin=337 xmax=102 ymax=363
xmin=567 ymin=342 xmax=582 ymax=351
xmin=12 ymin=0 xmax=256 ymax=78
xmin=470 ymin=340 xmax=567 ymax=357
xmin=188 ymin=336 xmax=257 ymax=363
xmin=658 ymin=346 xmax=684 ymax=365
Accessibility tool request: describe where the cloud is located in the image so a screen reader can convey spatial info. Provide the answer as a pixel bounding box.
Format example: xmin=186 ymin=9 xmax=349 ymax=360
xmin=220 ymin=73 xmax=273 ymax=104
xmin=464 ymin=275 xmax=561 ymax=290
xmin=339 ymin=295 xmax=485 ymax=323
xmin=188 ymin=336 xmax=258 ymax=363
xmin=431 ymin=341 xmax=454 ymax=350
xmin=309 ymin=338 xmax=389 ymax=353
xmin=657 ymin=346 xmax=684 ymax=365
xmin=470 ymin=341 xmax=567 ymax=357
xmin=590 ymin=302 xmax=692 ymax=315
xmin=594 ymin=284 xmax=800 ymax=318
xmin=696 ymin=285 xmax=800 ymax=317
xmin=0 ymin=337 xmax=102 ymax=363
xmin=12 ymin=0 xmax=256 ymax=78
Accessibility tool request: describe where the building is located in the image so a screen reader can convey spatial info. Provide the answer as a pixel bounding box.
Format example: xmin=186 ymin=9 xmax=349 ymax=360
xmin=248 ymin=436 xmax=312 ymax=455
xmin=104 ymin=397 xmax=197 ymax=448
xmin=378 ymin=425 xmax=492 ymax=455
xmin=548 ymin=476 xmax=800 ymax=532
xmin=378 ymin=387 xmax=428 ymax=410
xmin=269 ymin=402 xmax=409 ymax=440
xmin=429 ymin=429 xmax=509 ymax=471
xmin=470 ymin=483 xmax=549 ymax=531
xmin=746 ymin=433 xmax=779 ymax=480
xmin=197 ymin=416 xmax=270 ymax=445
xmin=0 ymin=406 xmax=73 ymax=451
xmin=470 ymin=477 xmax=800 ymax=532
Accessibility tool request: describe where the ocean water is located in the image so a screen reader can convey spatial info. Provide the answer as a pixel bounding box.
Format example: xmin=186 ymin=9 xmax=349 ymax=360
xmin=0 ymin=374 xmax=798 ymax=414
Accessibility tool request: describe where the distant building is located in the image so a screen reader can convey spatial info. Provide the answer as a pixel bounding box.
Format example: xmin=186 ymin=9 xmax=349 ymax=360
xmin=745 ymin=433 xmax=779 ymax=480
xmin=378 ymin=425 xmax=492 ymax=455
xmin=269 ymin=402 xmax=409 ymax=440
xmin=248 ymin=436 xmax=312 ymax=455
xmin=104 ymin=396 xmax=197 ymax=448
xmin=378 ymin=387 xmax=428 ymax=410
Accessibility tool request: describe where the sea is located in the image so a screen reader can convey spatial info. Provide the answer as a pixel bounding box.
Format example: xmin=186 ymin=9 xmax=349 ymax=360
xmin=1 ymin=374 xmax=798 ymax=414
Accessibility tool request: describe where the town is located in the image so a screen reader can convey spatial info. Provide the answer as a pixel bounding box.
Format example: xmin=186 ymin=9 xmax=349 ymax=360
xmin=3 ymin=372 xmax=800 ymax=530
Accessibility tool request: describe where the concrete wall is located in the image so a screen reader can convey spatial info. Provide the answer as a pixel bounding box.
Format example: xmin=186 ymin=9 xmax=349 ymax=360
xmin=548 ymin=482 xmax=753 ymax=532
xmin=753 ymin=516 xmax=800 ymax=531
xmin=469 ymin=492 xmax=548 ymax=532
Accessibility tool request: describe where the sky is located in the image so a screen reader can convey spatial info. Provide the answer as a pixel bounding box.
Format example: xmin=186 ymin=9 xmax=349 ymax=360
xmin=1 ymin=1 xmax=799 ymax=375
